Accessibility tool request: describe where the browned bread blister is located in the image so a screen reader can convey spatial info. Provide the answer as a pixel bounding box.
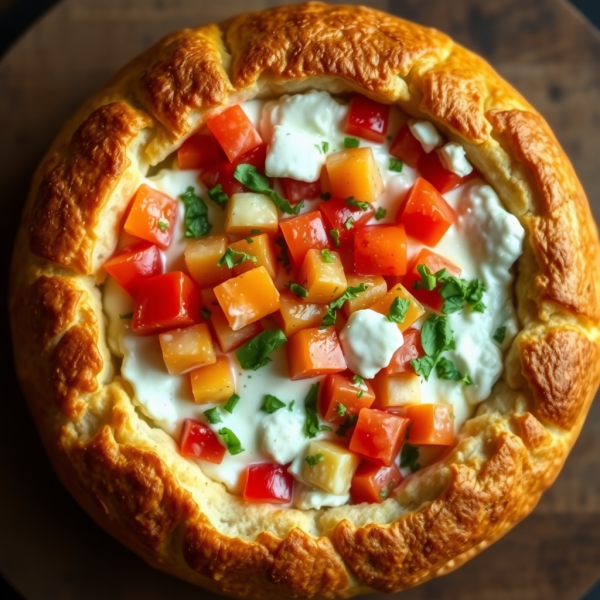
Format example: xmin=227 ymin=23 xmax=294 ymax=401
xmin=9 ymin=3 xmax=600 ymax=597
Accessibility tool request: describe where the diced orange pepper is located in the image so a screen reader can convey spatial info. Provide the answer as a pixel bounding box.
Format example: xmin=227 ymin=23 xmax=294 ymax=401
xmin=350 ymin=461 xmax=403 ymax=504
xmin=371 ymin=372 xmax=421 ymax=410
xmin=405 ymin=404 xmax=454 ymax=445
xmin=274 ymin=292 xmax=328 ymax=337
xmin=159 ymin=323 xmax=216 ymax=375
xmin=297 ymin=249 xmax=347 ymax=304
xmin=341 ymin=274 xmax=387 ymax=318
xmin=124 ymin=184 xmax=178 ymax=249
xmin=354 ymin=225 xmax=407 ymax=277
xmin=229 ymin=234 xmax=277 ymax=279
xmin=209 ymin=305 xmax=262 ymax=352
xmin=190 ymin=355 xmax=235 ymax=404
xmin=369 ymin=284 xmax=424 ymax=332
xmin=206 ymin=105 xmax=263 ymax=162
xmin=320 ymin=372 xmax=376 ymax=424
xmin=214 ymin=266 xmax=280 ymax=331
xmin=325 ymin=147 xmax=383 ymax=203
xmin=287 ymin=327 xmax=347 ymax=380
xmin=279 ymin=211 xmax=330 ymax=267
xmin=184 ymin=234 xmax=231 ymax=288
xmin=320 ymin=166 xmax=332 ymax=195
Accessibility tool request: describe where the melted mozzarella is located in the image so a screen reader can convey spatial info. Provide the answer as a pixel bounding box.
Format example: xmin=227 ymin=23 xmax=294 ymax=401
xmin=438 ymin=142 xmax=474 ymax=177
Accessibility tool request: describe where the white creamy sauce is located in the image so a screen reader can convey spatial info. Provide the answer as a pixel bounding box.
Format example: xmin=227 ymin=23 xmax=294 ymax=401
xmin=103 ymin=90 xmax=525 ymax=501
xmin=438 ymin=142 xmax=474 ymax=177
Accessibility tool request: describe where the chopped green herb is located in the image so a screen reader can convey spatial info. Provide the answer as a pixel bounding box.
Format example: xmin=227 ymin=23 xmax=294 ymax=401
xmin=250 ymin=228 xmax=261 ymax=234
xmin=119 ymin=312 xmax=133 ymax=320
xmin=357 ymin=390 xmax=364 ymax=398
xmin=337 ymin=403 xmax=347 ymax=417
xmin=204 ymin=407 xmax=222 ymax=424
xmin=234 ymin=164 xmax=303 ymax=215
xmin=379 ymin=480 xmax=396 ymax=499
xmin=410 ymin=355 xmax=437 ymax=380
xmin=200 ymin=307 xmax=212 ymax=320
xmin=218 ymin=427 xmax=244 ymax=455
xmin=400 ymin=443 xmax=420 ymax=472
xmin=344 ymin=216 xmax=355 ymax=230
xmin=321 ymin=249 xmax=335 ymax=263
xmin=330 ymin=229 xmax=341 ymax=247
xmin=179 ymin=187 xmax=211 ymax=238
xmin=320 ymin=192 xmax=332 ymax=201
xmin=217 ymin=247 xmax=257 ymax=269
xmin=224 ymin=394 xmax=240 ymax=414
xmin=261 ymin=394 xmax=286 ymax=413
xmin=236 ymin=329 xmax=288 ymax=370
xmin=305 ymin=452 xmax=324 ymax=468
xmin=288 ymin=400 xmax=295 ymax=411
xmin=415 ymin=264 xmax=437 ymax=291
xmin=286 ymin=282 xmax=308 ymax=298
xmin=389 ymin=158 xmax=404 ymax=172
xmin=157 ymin=219 xmax=169 ymax=231
xmin=435 ymin=357 xmax=473 ymax=385
xmin=331 ymin=284 xmax=368 ymax=312
xmin=207 ymin=184 xmax=229 ymax=209
xmin=493 ymin=326 xmax=507 ymax=344
xmin=410 ymin=315 xmax=455 ymax=381
xmin=304 ymin=383 xmax=331 ymax=437
xmin=388 ymin=297 xmax=410 ymax=323
xmin=346 ymin=197 xmax=370 ymax=211
xmin=322 ymin=141 xmax=329 ymax=154
xmin=336 ymin=414 xmax=358 ymax=437
xmin=321 ymin=307 xmax=337 ymax=328
xmin=344 ymin=137 xmax=360 ymax=148
xmin=374 ymin=207 xmax=387 ymax=220
xmin=245 ymin=237 xmax=254 ymax=243
xmin=352 ymin=374 xmax=365 ymax=387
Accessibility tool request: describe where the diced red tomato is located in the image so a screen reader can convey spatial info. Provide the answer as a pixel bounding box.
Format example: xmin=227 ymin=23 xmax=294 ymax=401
xmin=279 ymin=211 xmax=331 ymax=267
xmin=418 ymin=150 xmax=477 ymax=194
xmin=207 ymin=105 xmax=263 ymax=162
xmin=354 ymin=225 xmax=407 ymax=276
xmin=103 ymin=241 xmax=162 ymax=297
xmin=243 ymin=463 xmax=294 ymax=503
xmin=350 ymin=461 xmax=403 ymax=504
xmin=382 ymin=328 xmax=424 ymax=376
xmin=336 ymin=238 xmax=355 ymax=274
xmin=403 ymin=248 xmax=462 ymax=312
xmin=180 ymin=419 xmax=225 ymax=464
xmin=320 ymin=372 xmax=376 ymax=424
xmin=345 ymin=95 xmax=390 ymax=143
xmin=319 ymin=197 xmax=375 ymax=241
xmin=280 ymin=178 xmax=322 ymax=203
xmin=397 ymin=178 xmax=456 ymax=246
xmin=349 ymin=408 xmax=410 ymax=467
xmin=199 ymin=144 xmax=267 ymax=197
xmin=124 ymin=184 xmax=178 ymax=249
xmin=132 ymin=271 xmax=202 ymax=335
xmin=389 ymin=124 xmax=427 ymax=168
xmin=177 ymin=132 xmax=225 ymax=170
xmin=405 ymin=404 xmax=454 ymax=445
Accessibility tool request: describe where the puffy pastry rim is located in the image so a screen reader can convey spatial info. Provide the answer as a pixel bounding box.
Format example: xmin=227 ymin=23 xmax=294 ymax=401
xmin=9 ymin=3 xmax=600 ymax=598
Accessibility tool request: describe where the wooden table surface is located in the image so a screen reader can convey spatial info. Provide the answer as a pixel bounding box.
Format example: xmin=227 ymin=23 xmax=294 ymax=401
xmin=1 ymin=1 xmax=599 ymax=599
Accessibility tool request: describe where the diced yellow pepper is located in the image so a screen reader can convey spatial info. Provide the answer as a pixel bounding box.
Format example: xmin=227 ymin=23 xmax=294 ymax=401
xmin=302 ymin=440 xmax=360 ymax=495
xmin=159 ymin=324 xmax=216 ymax=375
xmin=370 ymin=284 xmax=425 ymax=331
xmin=190 ymin=355 xmax=234 ymax=404
xmin=297 ymin=249 xmax=347 ymax=304
xmin=229 ymin=234 xmax=277 ymax=279
xmin=184 ymin=234 xmax=231 ymax=288
xmin=275 ymin=292 xmax=328 ymax=337
xmin=371 ymin=372 xmax=421 ymax=409
xmin=341 ymin=274 xmax=388 ymax=318
xmin=224 ymin=193 xmax=278 ymax=237
xmin=325 ymin=147 xmax=383 ymax=203
xmin=209 ymin=305 xmax=262 ymax=352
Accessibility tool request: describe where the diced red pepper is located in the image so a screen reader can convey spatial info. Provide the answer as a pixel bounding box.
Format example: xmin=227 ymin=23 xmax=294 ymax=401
xmin=207 ymin=105 xmax=263 ymax=162
xmin=280 ymin=178 xmax=322 ymax=203
xmin=397 ymin=178 xmax=456 ymax=246
xmin=418 ymin=150 xmax=477 ymax=194
xmin=319 ymin=197 xmax=375 ymax=242
xmin=382 ymin=328 xmax=424 ymax=376
xmin=345 ymin=94 xmax=390 ymax=143
xmin=132 ymin=271 xmax=202 ymax=335
xmin=320 ymin=372 xmax=376 ymax=424
xmin=103 ymin=241 xmax=163 ymax=297
xmin=177 ymin=132 xmax=225 ymax=170
xmin=243 ymin=463 xmax=294 ymax=503
xmin=405 ymin=404 xmax=454 ymax=446
xmin=350 ymin=461 xmax=403 ymax=504
xmin=349 ymin=408 xmax=410 ymax=467
xmin=279 ymin=211 xmax=331 ymax=267
xmin=354 ymin=225 xmax=407 ymax=276
xmin=180 ymin=419 xmax=225 ymax=464
xmin=389 ymin=124 xmax=427 ymax=168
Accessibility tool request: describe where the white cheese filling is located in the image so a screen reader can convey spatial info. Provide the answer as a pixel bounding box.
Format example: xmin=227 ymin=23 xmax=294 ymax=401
xmin=438 ymin=142 xmax=474 ymax=177
xmin=408 ymin=119 xmax=444 ymax=153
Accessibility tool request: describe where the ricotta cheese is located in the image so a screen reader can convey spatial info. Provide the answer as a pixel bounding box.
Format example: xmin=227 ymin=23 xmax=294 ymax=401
xmin=260 ymin=409 xmax=308 ymax=465
xmin=408 ymin=120 xmax=443 ymax=153
xmin=294 ymin=485 xmax=350 ymax=510
xmin=438 ymin=142 xmax=474 ymax=177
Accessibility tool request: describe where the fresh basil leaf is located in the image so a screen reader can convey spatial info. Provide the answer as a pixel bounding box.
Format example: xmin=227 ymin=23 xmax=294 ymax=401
xmin=388 ymin=297 xmax=410 ymax=323
xmin=321 ymin=249 xmax=335 ymax=263
xmin=344 ymin=137 xmax=360 ymax=148
xmin=400 ymin=443 xmax=420 ymax=472
xmin=416 ymin=264 xmax=437 ymax=291
xmin=204 ymin=407 xmax=222 ymax=424
xmin=261 ymin=394 xmax=286 ymax=413
xmin=330 ymin=229 xmax=341 ymax=247
xmin=304 ymin=383 xmax=330 ymax=438
xmin=435 ymin=357 xmax=464 ymax=381
xmin=224 ymin=394 xmax=240 ymax=414
xmin=420 ymin=316 xmax=454 ymax=358
xmin=305 ymin=452 xmax=325 ymax=468
xmin=207 ymin=184 xmax=228 ymax=209
xmin=288 ymin=400 xmax=295 ymax=411
xmin=236 ymin=329 xmax=287 ymax=370
xmin=286 ymin=282 xmax=308 ymax=298
xmin=493 ymin=326 xmax=507 ymax=344
xmin=345 ymin=197 xmax=369 ymax=211
xmin=374 ymin=207 xmax=387 ymax=220
xmin=410 ymin=355 xmax=436 ymax=380
xmin=180 ymin=187 xmax=211 ymax=238
xmin=389 ymin=158 xmax=403 ymax=172
xmin=441 ymin=295 xmax=465 ymax=315
xmin=320 ymin=307 xmax=337 ymax=328
xmin=218 ymin=427 xmax=244 ymax=455
xmin=218 ymin=247 xmax=257 ymax=269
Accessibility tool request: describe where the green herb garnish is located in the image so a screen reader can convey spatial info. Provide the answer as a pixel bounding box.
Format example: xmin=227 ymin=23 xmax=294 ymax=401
xmin=236 ymin=329 xmax=288 ymax=371
xmin=389 ymin=158 xmax=403 ymax=172
xmin=261 ymin=394 xmax=286 ymax=413
xmin=288 ymin=400 xmax=295 ymax=411
xmin=305 ymin=453 xmax=325 ymax=468
xmin=321 ymin=284 xmax=368 ymax=328
xmin=180 ymin=186 xmax=211 ymax=238
xmin=337 ymin=403 xmax=347 ymax=417
xmin=204 ymin=407 xmax=222 ymax=424
xmin=304 ymin=383 xmax=331 ymax=437
xmin=344 ymin=216 xmax=355 ymax=230
xmin=336 ymin=414 xmax=358 ymax=437
xmin=379 ymin=480 xmax=396 ymax=499
xmin=400 ymin=443 xmax=420 ymax=472
xmin=218 ymin=428 xmax=244 ymax=455
xmin=493 ymin=326 xmax=507 ymax=344
xmin=287 ymin=282 xmax=309 ymax=298
xmin=207 ymin=184 xmax=228 ymax=209
xmin=250 ymin=228 xmax=261 ymax=234
xmin=374 ymin=207 xmax=387 ymax=220
xmin=157 ymin=219 xmax=169 ymax=231
xmin=218 ymin=247 xmax=257 ymax=269
xmin=435 ymin=357 xmax=472 ymax=385
xmin=224 ymin=394 xmax=240 ymax=414
xmin=330 ymin=229 xmax=341 ymax=247
xmin=344 ymin=137 xmax=360 ymax=148
xmin=321 ymin=249 xmax=335 ymax=263
xmin=388 ymin=297 xmax=410 ymax=323
xmin=346 ymin=197 xmax=370 ymax=211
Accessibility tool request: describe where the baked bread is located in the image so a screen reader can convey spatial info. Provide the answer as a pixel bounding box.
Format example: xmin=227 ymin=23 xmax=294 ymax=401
xmin=9 ymin=2 xmax=600 ymax=598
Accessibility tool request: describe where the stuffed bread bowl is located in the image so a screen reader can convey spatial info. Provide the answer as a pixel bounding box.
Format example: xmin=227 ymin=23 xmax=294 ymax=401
xmin=9 ymin=2 xmax=600 ymax=598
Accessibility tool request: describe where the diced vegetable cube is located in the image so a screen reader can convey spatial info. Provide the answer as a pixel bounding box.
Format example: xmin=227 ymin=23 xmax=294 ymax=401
xmin=132 ymin=272 xmax=201 ymax=335
xmin=320 ymin=372 xmax=375 ymax=424
xmin=371 ymin=372 xmax=421 ymax=409
xmin=180 ymin=419 xmax=225 ymax=464
xmin=319 ymin=196 xmax=375 ymax=241
xmin=103 ymin=241 xmax=162 ymax=297
xmin=190 ymin=355 xmax=234 ymax=404
xmin=320 ymin=165 xmax=332 ymax=195
xmin=159 ymin=323 xmax=216 ymax=375
xmin=389 ymin=123 xmax=427 ymax=168
xmin=369 ymin=284 xmax=425 ymax=331
xmin=243 ymin=463 xmax=294 ymax=503
xmin=184 ymin=234 xmax=231 ymax=288
xmin=341 ymin=275 xmax=387 ymax=318
xmin=214 ymin=266 xmax=280 ymax=331
xmin=279 ymin=211 xmax=330 ymax=267
xmin=274 ymin=292 xmax=328 ymax=337
xmin=224 ymin=193 xmax=278 ymax=237
xmin=301 ymin=440 xmax=360 ymax=495
xmin=345 ymin=94 xmax=390 ymax=143
xmin=354 ymin=225 xmax=407 ymax=276
xmin=405 ymin=404 xmax=454 ymax=445
xmin=287 ymin=327 xmax=346 ymax=380
xmin=280 ymin=178 xmax=322 ymax=203
xmin=349 ymin=408 xmax=409 ymax=467
xmin=124 ymin=184 xmax=178 ymax=249
xmin=206 ymin=105 xmax=263 ymax=162
xmin=382 ymin=328 xmax=424 ymax=375
xmin=397 ymin=178 xmax=456 ymax=246
xmin=209 ymin=305 xmax=262 ymax=352
xmin=350 ymin=461 xmax=403 ymax=504
xmin=296 ymin=249 xmax=347 ymax=304
xmin=229 ymin=234 xmax=277 ymax=279
xmin=325 ymin=147 xmax=383 ymax=203
xmin=177 ymin=132 xmax=224 ymax=170
xmin=418 ymin=149 xmax=477 ymax=194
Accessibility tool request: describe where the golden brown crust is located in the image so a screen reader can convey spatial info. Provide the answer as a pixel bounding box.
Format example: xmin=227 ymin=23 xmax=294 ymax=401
xmin=10 ymin=2 xmax=600 ymax=599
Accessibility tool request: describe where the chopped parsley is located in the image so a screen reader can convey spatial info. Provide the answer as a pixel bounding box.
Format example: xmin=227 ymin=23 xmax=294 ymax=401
xmin=388 ymin=297 xmax=410 ymax=323
xmin=346 ymin=197 xmax=370 ymax=211
xmin=494 ymin=326 xmax=507 ymax=344
xmin=261 ymin=394 xmax=286 ymax=413
xmin=389 ymin=158 xmax=404 ymax=172
xmin=204 ymin=407 xmax=222 ymax=424
xmin=352 ymin=374 xmax=365 ymax=387
xmin=344 ymin=216 xmax=355 ymax=230
xmin=321 ymin=284 xmax=368 ymax=328
xmin=374 ymin=207 xmax=387 ymax=220
xmin=180 ymin=187 xmax=211 ymax=238
xmin=245 ymin=237 xmax=254 ymax=243
xmin=315 ymin=141 xmax=329 ymax=154
xmin=330 ymin=229 xmax=341 ymax=247
xmin=200 ymin=307 xmax=212 ymax=320
xmin=344 ymin=137 xmax=360 ymax=148
xmin=321 ymin=249 xmax=335 ymax=263
xmin=400 ymin=443 xmax=420 ymax=472
xmin=286 ymin=282 xmax=308 ymax=298
xmin=337 ymin=403 xmax=347 ymax=417
xmin=223 ymin=394 xmax=240 ymax=414
xmin=119 ymin=312 xmax=133 ymax=320
xmin=207 ymin=184 xmax=228 ymax=209
xmin=236 ymin=329 xmax=287 ymax=370
xmin=218 ymin=427 xmax=244 ymax=455
xmin=157 ymin=219 xmax=169 ymax=231
xmin=435 ymin=357 xmax=473 ymax=385
xmin=218 ymin=247 xmax=257 ymax=269
xmin=288 ymin=400 xmax=295 ymax=411
xmin=250 ymin=228 xmax=261 ymax=234
xmin=379 ymin=480 xmax=396 ymax=499
xmin=304 ymin=383 xmax=331 ymax=437
xmin=357 ymin=390 xmax=364 ymax=398
xmin=305 ymin=452 xmax=325 ymax=468
xmin=336 ymin=414 xmax=358 ymax=437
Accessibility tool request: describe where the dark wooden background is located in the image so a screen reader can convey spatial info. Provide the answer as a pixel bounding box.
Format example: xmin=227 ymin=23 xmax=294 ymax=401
xmin=0 ymin=1 xmax=599 ymax=599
